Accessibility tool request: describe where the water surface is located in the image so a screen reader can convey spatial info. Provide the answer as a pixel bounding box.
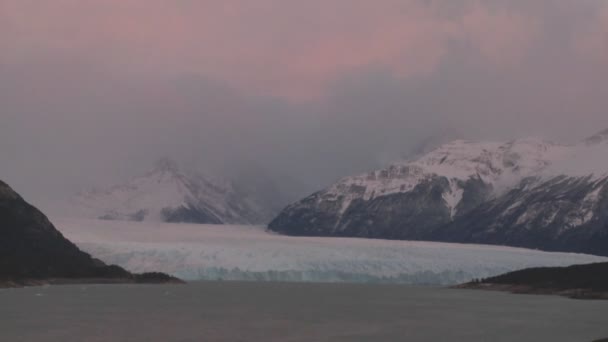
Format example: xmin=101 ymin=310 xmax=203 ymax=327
xmin=1 ymin=282 xmax=607 ymax=341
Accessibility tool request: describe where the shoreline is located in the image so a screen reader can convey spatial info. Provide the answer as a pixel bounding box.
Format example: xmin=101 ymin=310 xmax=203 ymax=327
xmin=455 ymin=283 xmax=608 ymax=300
xmin=0 ymin=274 xmax=185 ymax=289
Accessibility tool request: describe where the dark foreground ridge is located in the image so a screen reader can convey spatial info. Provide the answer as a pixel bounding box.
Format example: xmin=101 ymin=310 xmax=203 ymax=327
xmin=457 ymin=262 xmax=608 ymax=300
xmin=0 ymin=180 xmax=183 ymax=288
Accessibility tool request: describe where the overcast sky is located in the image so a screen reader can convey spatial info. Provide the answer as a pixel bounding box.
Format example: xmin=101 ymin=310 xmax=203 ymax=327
xmin=2 ymin=0 xmax=608 ymax=208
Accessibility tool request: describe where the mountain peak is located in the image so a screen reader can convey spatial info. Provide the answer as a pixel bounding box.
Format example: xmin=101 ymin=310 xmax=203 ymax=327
xmin=67 ymin=157 xmax=276 ymax=225
xmin=152 ymin=157 xmax=180 ymax=174
xmin=0 ymin=180 xmax=21 ymax=201
xmin=583 ymin=128 xmax=608 ymax=145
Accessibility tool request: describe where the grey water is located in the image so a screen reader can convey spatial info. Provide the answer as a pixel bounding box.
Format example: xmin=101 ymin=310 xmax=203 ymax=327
xmin=1 ymin=282 xmax=607 ymax=342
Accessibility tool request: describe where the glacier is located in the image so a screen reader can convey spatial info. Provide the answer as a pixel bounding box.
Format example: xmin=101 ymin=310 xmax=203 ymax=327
xmin=54 ymin=218 xmax=608 ymax=285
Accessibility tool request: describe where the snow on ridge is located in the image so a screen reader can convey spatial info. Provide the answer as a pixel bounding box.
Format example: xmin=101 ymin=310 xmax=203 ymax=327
xmin=326 ymin=138 xmax=570 ymax=203
xmin=409 ymin=137 xmax=571 ymax=187
xmin=324 ymin=133 xmax=608 ymax=215
xmin=54 ymin=218 xmax=608 ymax=285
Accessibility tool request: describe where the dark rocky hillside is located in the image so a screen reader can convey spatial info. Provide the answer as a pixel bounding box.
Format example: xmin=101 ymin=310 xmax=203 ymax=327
xmin=459 ymin=262 xmax=608 ymax=299
xmin=0 ymin=180 xmax=181 ymax=287
xmin=434 ymin=175 xmax=608 ymax=256
xmin=270 ymin=175 xmax=492 ymax=240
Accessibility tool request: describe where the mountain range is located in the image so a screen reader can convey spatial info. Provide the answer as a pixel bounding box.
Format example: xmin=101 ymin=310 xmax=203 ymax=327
xmin=269 ymin=129 xmax=608 ymax=256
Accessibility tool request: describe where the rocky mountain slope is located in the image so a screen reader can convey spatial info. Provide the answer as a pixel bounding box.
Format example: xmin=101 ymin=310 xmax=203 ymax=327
xmin=0 ymin=180 xmax=180 ymax=286
xmin=269 ymin=129 xmax=608 ymax=256
xmin=67 ymin=158 xmax=275 ymax=225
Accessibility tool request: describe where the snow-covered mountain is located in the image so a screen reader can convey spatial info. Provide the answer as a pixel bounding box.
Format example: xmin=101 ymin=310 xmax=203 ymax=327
xmin=67 ymin=158 xmax=276 ymax=225
xmin=269 ymin=129 xmax=608 ymax=256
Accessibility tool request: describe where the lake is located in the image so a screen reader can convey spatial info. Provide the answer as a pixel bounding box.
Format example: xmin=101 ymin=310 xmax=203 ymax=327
xmin=1 ymin=282 xmax=607 ymax=342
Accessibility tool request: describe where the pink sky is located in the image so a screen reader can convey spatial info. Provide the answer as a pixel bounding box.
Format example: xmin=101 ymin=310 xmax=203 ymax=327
xmin=2 ymin=1 xmax=608 ymax=204
xmin=4 ymin=0 xmax=593 ymax=100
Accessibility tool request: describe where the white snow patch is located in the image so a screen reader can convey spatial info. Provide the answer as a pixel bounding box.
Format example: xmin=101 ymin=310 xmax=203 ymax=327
xmin=442 ymin=182 xmax=463 ymax=218
xmin=542 ymin=208 xmax=559 ymax=227
xmin=583 ymin=184 xmax=604 ymax=203
xmin=504 ymin=200 xmax=523 ymax=215
xmin=565 ymin=211 xmax=595 ymax=228
xmin=515 ymin=210 xmax=534 ymax=226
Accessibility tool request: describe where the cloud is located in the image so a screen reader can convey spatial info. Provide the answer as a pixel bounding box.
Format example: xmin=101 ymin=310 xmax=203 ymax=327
xmin=576 ymin=3 xmax=608 ymax=63
xmin=2 ymin=0 xmax=542 ymax=100
xmin=1 ymin=0 xmax=608 ymax=209
xmin=456 ymin=3 xmax=539 ymax=67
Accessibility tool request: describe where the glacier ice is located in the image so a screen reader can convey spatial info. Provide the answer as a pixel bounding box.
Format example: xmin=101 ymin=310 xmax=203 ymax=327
xmin=55 ymin=218 xmax=608 ymax=285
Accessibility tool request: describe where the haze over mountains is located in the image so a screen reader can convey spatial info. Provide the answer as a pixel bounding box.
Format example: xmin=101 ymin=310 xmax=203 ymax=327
xmin=269 ymin=129 xmax=608 ymax=256
xmin=44 ymin=127 xmax=608 ymax=258
xmin=65 ymin=158 xmax=284 ymax=225
xmin=4 ymin=1 xmax=608 ymax=239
